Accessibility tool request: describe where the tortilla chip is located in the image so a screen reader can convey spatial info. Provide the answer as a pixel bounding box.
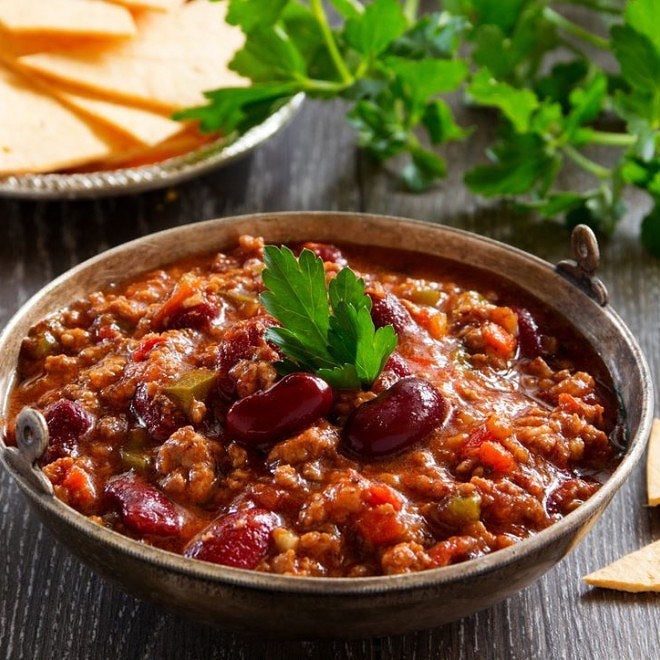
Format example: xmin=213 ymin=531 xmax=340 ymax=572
xmin=104 ymin=0 xmax=185 ymax=12
xmin=0 ymin=64 xmax=117 ymax=175
xmin=583 ymin=540 xmax=660 ymax=592
xmin=18 ymin=0 xmax=245 ymax=112
xmin=648 ymin=418 xmax=660 ymax=506
xmin=92 ymin=128 xmax=214 ymax=170
xmin=40 ymin=78 xmax=185 ymax=147
xmin=0 ymin=0 xmax=136 ymax=39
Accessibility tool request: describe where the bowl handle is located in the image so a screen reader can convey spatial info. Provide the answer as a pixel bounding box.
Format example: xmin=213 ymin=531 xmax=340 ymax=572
xmin=555 ymin=224 xmax=609 ymax=306
xmin=3 ymin=407 xmax=53 ymax=496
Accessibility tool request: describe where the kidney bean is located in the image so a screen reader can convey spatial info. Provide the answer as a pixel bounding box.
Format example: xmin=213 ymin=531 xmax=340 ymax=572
xmin=184 ymin=508 xmax=280 ymax=569
xmin=368 ymin=293 xmax=415 ymax=334
xmin=226 ymin=372 xmax=333 ymax=446
xmin=131 ymin=382 xmax=185 ymax=442
xmin=514 ymin=307 xmax=543 ymax=358
xmin=105 ymin=472 xmax=181 ymax=536
xmin=301 ymin=242 xmax=347 ymax=266
xmin=341 ymin=377 xmax=447 ymax=459
xmin=167 ymin=301 xmax=218 ymax=331
xmin=44 ymin=399 xmax=93 ymax=461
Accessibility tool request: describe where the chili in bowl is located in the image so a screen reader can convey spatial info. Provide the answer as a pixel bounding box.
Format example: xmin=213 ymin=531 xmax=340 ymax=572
xmin=0 ymin=212 xmax=653 ymax=637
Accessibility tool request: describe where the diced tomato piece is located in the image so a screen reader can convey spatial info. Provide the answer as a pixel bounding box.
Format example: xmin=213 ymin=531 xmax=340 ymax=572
xmin=482 ymin=321 xmax=516 ymax=359
xmin=428 ymin=536 xmax=480 ymax=567
xmin=355 ymin=506 xmax=406 ymax=546
xmin=152 ymin=277 xmax=217 ymax=331
xmin=363 ymin=483 xmax=403 ymax=511
xmin=415 ymin=308 xmax=447 ymax=340
xmin=61 ymin=463 xmax=97 ymax=511
xmin=152 ymin=277 xmax=197 ymax=329
xmin=477 ymin=441 xmax=517 ymax=473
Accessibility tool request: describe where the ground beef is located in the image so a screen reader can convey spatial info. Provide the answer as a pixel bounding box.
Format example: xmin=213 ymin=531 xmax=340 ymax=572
xmin=7 ymin=237 xmax=620 ymax=577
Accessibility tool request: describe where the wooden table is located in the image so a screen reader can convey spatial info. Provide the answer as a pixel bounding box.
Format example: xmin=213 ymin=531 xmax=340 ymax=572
xmin=1 ymin=100 xmax=658 ymax=659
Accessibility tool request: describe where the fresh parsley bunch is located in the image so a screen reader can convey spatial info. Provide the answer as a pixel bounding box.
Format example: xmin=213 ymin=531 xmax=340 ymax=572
xmin=260 ymin=245 xmax=397 ymax=389
xmin=178 ymin=0 xmax=660 ymax=255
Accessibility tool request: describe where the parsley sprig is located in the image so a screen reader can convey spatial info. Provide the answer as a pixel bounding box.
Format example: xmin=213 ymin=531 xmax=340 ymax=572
xmin=260 ymin=245 xmax=397 ymax=389
xmin=178 ymin=0 xmax=660 ymax=255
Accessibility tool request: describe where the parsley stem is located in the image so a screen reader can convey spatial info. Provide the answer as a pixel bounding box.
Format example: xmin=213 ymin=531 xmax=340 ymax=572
xmin=562 ymin=144 xmax=612 ymax=179
xmin=309 ymin=0 xmax=353 ymax=86
xmin=555 ymin=0 xmax=623 ymax=15
xmin=543 ymin=7 xmax=610 ymax=51
xmin=297 ymin=77 xmax=350 ymax=93
xmin=587 ymin=131 xmax=637 ymax=147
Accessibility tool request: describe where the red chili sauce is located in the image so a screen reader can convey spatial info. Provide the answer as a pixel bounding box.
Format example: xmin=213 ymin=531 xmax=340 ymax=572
xmin=6 ymin=236 xmax=621 ymax=576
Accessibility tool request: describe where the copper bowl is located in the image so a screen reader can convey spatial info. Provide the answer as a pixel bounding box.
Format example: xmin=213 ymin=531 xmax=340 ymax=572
xmin=0 ymin=212 xmax=653 ymax=638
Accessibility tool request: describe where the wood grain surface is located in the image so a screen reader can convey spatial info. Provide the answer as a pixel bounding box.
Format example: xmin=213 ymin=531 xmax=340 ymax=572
xmin=0 ymin=101 xmax=658 ymax=660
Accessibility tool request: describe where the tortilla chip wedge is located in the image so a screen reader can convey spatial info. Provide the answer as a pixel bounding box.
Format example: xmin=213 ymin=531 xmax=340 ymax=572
xmin=104 ymin=0 xmax=185 ymax=12
xmin=41 ymin=78 xmax=185 ymax=147
xmin=19 ymin=0 xmax=245 ymax=112
xmin=583 ymin=540 xmax=660 ymax=593
xmin=0 ymin=0 xmax=136 ymax=39
xmin=648 ymin=418 xmax=660 ymax=506
xmin=0 ymin=65 xmax=118 ymax=175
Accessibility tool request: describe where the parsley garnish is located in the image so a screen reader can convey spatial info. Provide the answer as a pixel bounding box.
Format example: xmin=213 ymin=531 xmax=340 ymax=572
xmin=178 ymin=0 xmax=660 ymax=255
xmin=259 ymin=245 xmax=397 ymax=389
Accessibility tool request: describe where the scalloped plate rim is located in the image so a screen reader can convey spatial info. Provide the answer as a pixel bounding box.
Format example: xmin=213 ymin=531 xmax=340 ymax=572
xmin=0 ymin=94 xmax=304 ymax=200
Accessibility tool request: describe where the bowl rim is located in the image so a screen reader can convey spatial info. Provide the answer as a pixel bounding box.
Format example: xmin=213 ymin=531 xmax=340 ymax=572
xmin=0 ymin=210 xmax=654 ymax=595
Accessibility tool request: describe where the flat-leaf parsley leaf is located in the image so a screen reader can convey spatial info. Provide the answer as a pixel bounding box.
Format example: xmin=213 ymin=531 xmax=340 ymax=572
xmin=260 ymin=245 xmax=397 ymax=389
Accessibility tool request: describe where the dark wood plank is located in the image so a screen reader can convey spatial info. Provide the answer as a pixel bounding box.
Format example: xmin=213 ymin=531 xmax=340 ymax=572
xmin=1 ymin=100 xmax=658 ymax=660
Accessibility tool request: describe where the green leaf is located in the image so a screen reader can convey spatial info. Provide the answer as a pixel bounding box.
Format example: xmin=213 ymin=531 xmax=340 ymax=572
xmin=344 ymin=0 xmax=408 ymax=56
xmin=565 ymin=72 xmax=607 ymax=139
xmin=230 ymin=25 xmax=307 ymax=81
xmin=317 ymin=364 xmax=361 ymax=390
xmin=328 ymin=0 xmax=363 ymax=20
xmin=422 ymin=99 xmax=468 ymax=144
xmin=472 ymin=25 xmax=513 ymax=80
xmin=625 ymin=0 xmax=660 ymax=54
xmin=260 ymin=246 xmax=397 ymax=388
xmin=611 ymin=25 xmax=660 ymax=96
xmin=280 ymin=4 xmax=332 ymax=80
xmin=226 ymin=0 xmax=289 ymax=33
xmin=528 ymin=192 xmax=586 ymax=218
xmin=347 ymin=98 xmax=408 ymax=160
xmin=387 ymin=57 xmax=468 ymax=103
xmin=465 ymin=133 xmax=552 ymax=196
xmin=260 ymin=246 xmax=331 ymax=360
xmin=467 ymin=70 xmax=539 ymax=133
xmin=469 ymin=0 xmax=527 ymax=35
xmin=640 ymin=200 xmax=660 ymax=257
xmin=535 ymin=60 xmax=589 ymax=111
xmin=174 ymin=83 xmax=297 ymax=132
xmin=403 ymin=148 xmax=447 ymax=191
xmin=328 ymin=267 xmax=371 ymax=312
xmin=389 ymin=12 xmax=468 ymax=59
xmin=620 ymin=156 xmax=660 ymax=193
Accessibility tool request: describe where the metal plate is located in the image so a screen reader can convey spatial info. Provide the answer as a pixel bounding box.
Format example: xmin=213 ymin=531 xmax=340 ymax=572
xmin=0 ymin=94 xmax=304 ymax=200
